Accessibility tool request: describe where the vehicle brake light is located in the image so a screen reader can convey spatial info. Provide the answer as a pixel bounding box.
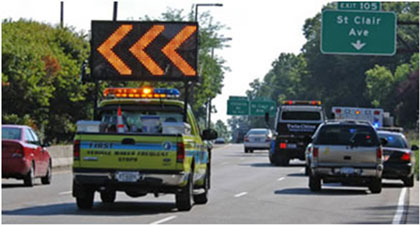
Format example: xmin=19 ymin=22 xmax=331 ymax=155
xmin=74 ymin=140 xmax=80 ymax=161
xmin=376 ymin=147 xmax=382 ymax=159
xmin=280 ymin=143 xmax=287 ymax=149
xmin=401 ymin=153 xmax=410 ymax=161
xmin=313 ymin=147 xmax=319 ymax=157
xmin=374 ymin=110 xmax=380 ymax=115
xmin=176 ymin=142 xmax=185 ymax=163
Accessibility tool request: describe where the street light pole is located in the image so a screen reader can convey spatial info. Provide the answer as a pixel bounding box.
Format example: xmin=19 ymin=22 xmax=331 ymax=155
xmin=193 ymin=3 xmax=223 ymax=128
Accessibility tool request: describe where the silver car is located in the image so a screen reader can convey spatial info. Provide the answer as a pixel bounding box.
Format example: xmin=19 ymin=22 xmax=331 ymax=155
xmin=244 ymin=128 xmax=273 ymax=153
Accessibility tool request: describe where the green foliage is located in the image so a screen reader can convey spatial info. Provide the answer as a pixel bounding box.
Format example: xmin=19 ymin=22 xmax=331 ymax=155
xmin=213 ymin=119 xmax=230 ymax=141
xmin=2 ymin=19 xmax=92 ymax=143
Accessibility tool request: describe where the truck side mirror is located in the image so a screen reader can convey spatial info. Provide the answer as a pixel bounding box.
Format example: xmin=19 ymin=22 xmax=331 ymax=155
xmin=202 ymin=129 xmax=218 ymax=140
xmin=411 ymin=145 xmax=419 ymax=151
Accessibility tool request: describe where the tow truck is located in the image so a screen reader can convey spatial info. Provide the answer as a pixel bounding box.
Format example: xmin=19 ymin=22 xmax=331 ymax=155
xmin=72 ymin=87 xmax=217 ymax=211
xmin=269 ymin=100 xmax=326 ymax=166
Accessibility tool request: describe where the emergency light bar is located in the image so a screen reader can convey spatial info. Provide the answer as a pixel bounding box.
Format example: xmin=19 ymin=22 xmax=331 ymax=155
xmin=103 ymin=87 xmax=180 ymax=99
xmin=282 ymin=100 xmax=322 ymax=106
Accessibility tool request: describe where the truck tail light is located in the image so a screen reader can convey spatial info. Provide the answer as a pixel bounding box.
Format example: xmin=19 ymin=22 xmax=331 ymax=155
xmin=73 ymin=140 xmax=80 ymax=161
xmin=335 ymin=108 xmax=342 ymax=114
xmin=279 ymin=143 xmax=287 ymax=149
xmin=376 ymin=147 xmax=382 ymax=160
xmin=177 ymin=142 xmax=185 ymax=163
xmin=313 ymin=147 xmax=319 ymax=157
xmin=401 ymin=153 xmax=410 ymax=161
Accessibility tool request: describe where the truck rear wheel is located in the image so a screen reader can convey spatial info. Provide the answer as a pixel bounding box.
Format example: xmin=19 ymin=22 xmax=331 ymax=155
xmin=309 ymin=174 xmax=321 ymax=192
xmin=369 ymin=178 xmax=382 ymax=194
xmin=100 ymin=190 xmax=116 ymax=203
xmin=76 ymin=190 xmax=94 ymax=209
xmin=176 ymin=173 xmax=193 ymax=211
xmin=193 ymin=169 xmax=209 ymax=204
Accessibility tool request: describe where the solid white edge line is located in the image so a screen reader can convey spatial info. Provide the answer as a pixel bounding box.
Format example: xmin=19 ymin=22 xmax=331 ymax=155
xmin=58 ymin=191 xmax=72 ymax=195
xmin=234 ymin=192 xmax=247 ymax=198
xmin=150 ymin=216 xmax=177 ymax=224
xmin=277 ymin=177 xmax=285 ymax=181
xmin=392 ymin=187 xmax=407 ymax=224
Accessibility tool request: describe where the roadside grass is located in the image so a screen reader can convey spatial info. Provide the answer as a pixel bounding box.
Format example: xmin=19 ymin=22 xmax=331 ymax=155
xmin=405 ymin=130 xmax=419 ymax=180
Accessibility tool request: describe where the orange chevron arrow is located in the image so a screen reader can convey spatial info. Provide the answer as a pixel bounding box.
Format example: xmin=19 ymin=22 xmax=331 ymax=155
xmin=129 ymin=25 xmax=165 ymax=75
xmin=97 ymin=24 xmax=133 ymax=75
xmin=162 ymin=25 xmax=197 ymax=76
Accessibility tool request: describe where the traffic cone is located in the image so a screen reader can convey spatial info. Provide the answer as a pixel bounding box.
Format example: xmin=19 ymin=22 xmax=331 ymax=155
xmin=117 ymin=106 xmax=125 ymax=133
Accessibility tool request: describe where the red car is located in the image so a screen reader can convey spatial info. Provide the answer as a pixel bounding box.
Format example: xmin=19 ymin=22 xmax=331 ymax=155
xmin=2 ymin=125 xmax=52 ymax=186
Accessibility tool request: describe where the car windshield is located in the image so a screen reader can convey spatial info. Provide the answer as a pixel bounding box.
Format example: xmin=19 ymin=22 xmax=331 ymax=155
xmin=315 ymin=125 xmax=379 ymax=146
xmin=282 ymin=111 xmax=321 ymax=120
xmin=2 ymin=127 xmax=22 ymax=140
xmin=378 ymin=133 xmax=408 ymax=149
xmin=247 ymin=130 xmax=268 ymax=135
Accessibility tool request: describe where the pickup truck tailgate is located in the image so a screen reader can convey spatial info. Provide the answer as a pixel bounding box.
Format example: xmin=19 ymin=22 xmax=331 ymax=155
xmin=75 ymin=133 xmax=182 ymax=170
xmin=317 ymin=145 xmax=379 ymax=167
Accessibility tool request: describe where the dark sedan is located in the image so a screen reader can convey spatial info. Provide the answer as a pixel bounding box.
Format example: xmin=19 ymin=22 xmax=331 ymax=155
xmin=378 ymin=130 xmax=418 ymax=187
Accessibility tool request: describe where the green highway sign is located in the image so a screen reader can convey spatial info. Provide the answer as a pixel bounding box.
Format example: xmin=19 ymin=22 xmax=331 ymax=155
xmin=337 ymin=2 xmax=381 ymax=11
xmin=229 ymin=96 xmax=248 ymax=101
xmin=321 ymin=10 xmax=396 ymax=56
xmin=227 ymin=99 xmax=249 ymax=115
xmin=250 ymin=100 xmax=276 ymax=116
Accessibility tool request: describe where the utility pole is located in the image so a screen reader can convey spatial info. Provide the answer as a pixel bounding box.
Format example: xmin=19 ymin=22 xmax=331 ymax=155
xmin=60 ymin=1 xmax=64 ymax=28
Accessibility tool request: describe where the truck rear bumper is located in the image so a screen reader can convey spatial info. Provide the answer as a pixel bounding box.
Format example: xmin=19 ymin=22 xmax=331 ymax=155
xmin=73 ymin=168 xmax=188 ymax=187
xmin=312 ymin=165 xmax=383 ymax=178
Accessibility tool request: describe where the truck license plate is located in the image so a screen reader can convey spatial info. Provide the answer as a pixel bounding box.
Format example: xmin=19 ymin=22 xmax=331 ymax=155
xmin=287 ymin=144 xmax=297 ymax=149
xmin=115 ymin=171 xmax=142 ymax=182
xmin=340 ymin=167 xmax=354 ymax=174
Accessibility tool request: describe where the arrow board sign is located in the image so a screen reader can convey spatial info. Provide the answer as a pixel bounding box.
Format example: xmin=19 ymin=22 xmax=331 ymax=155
xmin=91 ymin=21 xmax=198 ymax=81
xmin=321 ymin=10 xmax=396 ymax=56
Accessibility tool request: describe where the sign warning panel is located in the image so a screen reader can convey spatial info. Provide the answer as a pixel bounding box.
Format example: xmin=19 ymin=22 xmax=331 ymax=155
xmin=91 ymin=21 xmax=198 ymax=81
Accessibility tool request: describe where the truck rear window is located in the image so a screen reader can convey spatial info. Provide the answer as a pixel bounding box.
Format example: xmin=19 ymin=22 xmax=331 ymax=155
xmin=99 ymin=105 xmax=188 ymax=134
xmin=315 ymin=125 xmax=379 ymax=146
xmin=281 ymin=111 xmax=321 ymax=121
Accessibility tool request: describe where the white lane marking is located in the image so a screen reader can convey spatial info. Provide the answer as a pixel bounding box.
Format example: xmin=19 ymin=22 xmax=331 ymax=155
xmin=392 ymin=187 xmax=407 ymax=224
xmin=234 ymin=192 xmax=247 ymax=198
xmin=58 ymin=191 xmax=72 ymax=195
xmin=300 ymin=168 xmax=305 ymax=172
xmin=213 ymin=143 xmax=232 ymax=150
xmin=150 ymin=216 xmax=177 ymax=224
xmin=277 ymin=177 xmax=285 ymax=181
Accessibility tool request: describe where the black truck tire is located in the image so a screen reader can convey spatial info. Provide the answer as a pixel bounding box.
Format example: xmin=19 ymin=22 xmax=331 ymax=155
xmin=176 ymin=173 xmax=193 ymax=211
xmin=309 ymin=174 xmax=321 ymax=192
xmin=369 ymin=178 xmax=382 ymax=194
xmin=76 ymin=190 xmax=95 ymax=209
xmin=100 ymin=190 xmax=116 ymax=203
xmin=193 ymin=169 xmax=209 ymax=204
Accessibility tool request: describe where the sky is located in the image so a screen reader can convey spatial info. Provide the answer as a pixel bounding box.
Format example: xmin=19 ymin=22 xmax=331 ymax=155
xmin=1 ymin=0 xmax=332 ymax=124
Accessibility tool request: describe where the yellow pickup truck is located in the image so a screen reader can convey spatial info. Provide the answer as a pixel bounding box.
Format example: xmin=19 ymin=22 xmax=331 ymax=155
xmin=72 ymin=87 xmax=217 ymax=211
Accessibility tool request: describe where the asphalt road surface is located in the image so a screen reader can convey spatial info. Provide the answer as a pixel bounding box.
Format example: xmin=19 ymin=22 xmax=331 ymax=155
xmin=2 ymin=144 xmax=419 ymax=224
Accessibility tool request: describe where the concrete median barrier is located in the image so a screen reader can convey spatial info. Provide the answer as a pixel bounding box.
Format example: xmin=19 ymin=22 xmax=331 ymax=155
xmin=46 ymin=145 xmax=73 ymax=168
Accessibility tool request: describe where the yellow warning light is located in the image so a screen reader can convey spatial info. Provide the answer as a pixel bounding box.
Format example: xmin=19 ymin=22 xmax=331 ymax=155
xmin=355 ymin=110 xmax=361 ymax=115
xmin=142 ymin=87 xmax=152 ymax=95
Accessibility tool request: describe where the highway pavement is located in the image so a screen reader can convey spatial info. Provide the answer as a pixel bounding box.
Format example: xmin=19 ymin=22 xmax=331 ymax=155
xmin=2 ymin=144 xmax=418 ymax=224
